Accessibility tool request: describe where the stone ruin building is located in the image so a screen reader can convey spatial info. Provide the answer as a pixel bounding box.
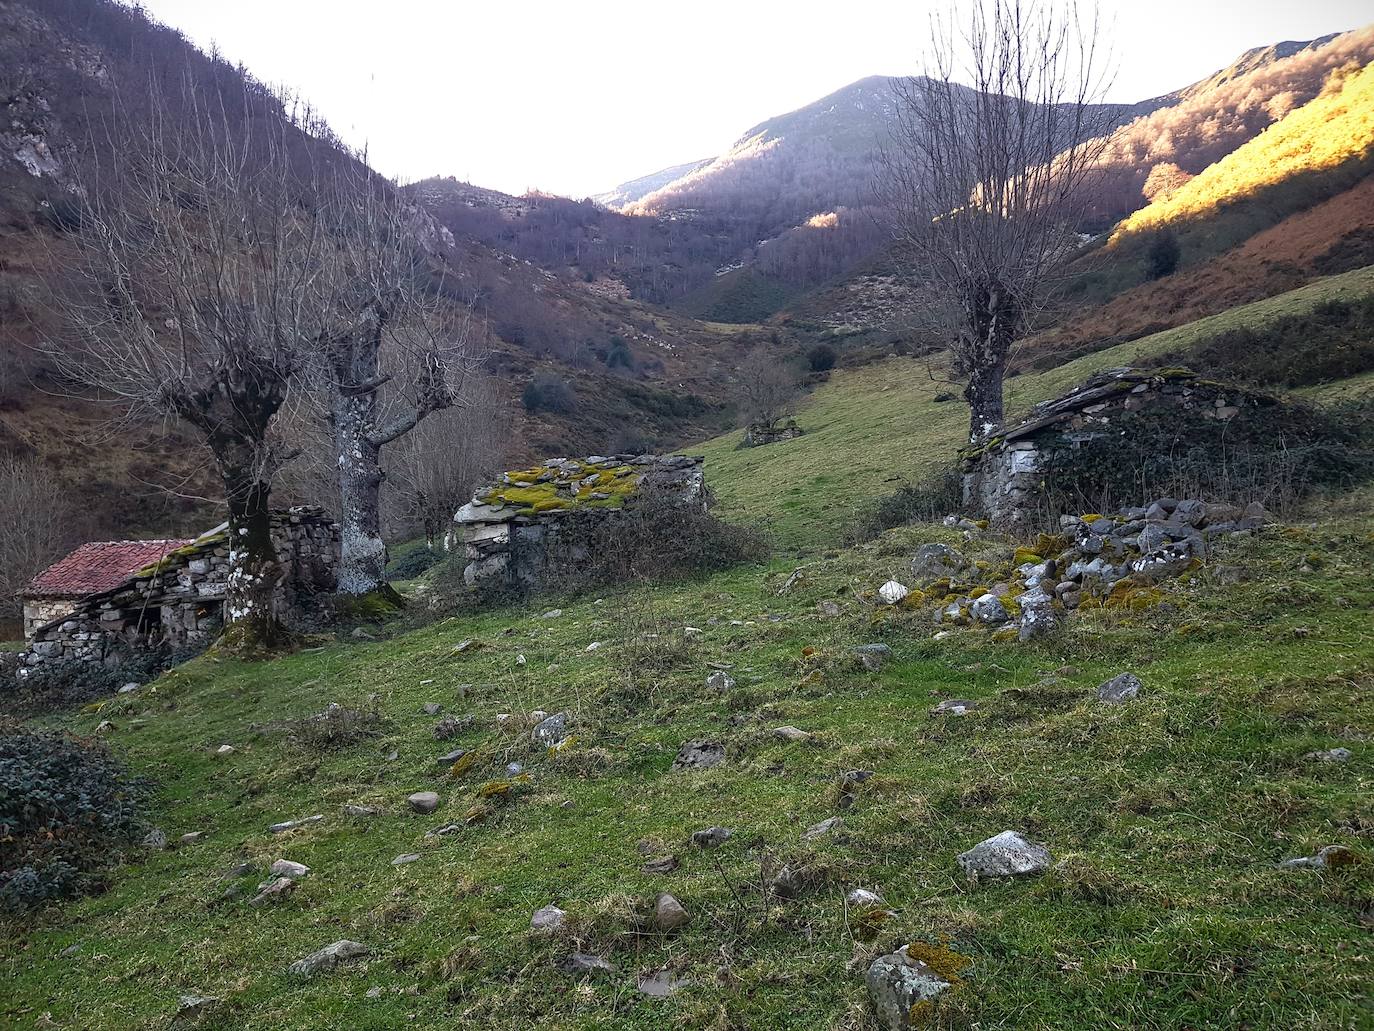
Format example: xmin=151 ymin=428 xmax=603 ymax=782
xmin=20 ymin=507 xmax=340 ymax=670
xmin=741 ymin=419 xmax=803 ymax=448
xmin=453 ymin=455 xmax=707 ymax=590
xmin=961 ymin=367 xmax=1275 ymax=526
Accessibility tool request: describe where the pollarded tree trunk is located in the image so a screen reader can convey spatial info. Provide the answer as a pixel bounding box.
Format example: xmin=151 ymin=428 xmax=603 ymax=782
xmin=332 ymin=402 xmax=390 ymax=596
xmin=178 ymin=368 xmax=293 ymax=649
xmin=960 ymin=282 xmax=1019 ymax=445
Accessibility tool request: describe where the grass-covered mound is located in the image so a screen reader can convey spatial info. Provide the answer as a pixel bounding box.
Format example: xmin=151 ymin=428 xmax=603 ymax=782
xmin=1 ymin=502 xmax=1369 ymax=1028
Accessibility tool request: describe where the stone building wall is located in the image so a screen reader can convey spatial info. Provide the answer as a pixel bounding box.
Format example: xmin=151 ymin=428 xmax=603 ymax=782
xmin=453 ymin=455 xmax=706 ymax=591
xmin=21 ymin=508 xmax=340 ymax=669
xmin=962 ymin=368 xmax=1273 ymax=527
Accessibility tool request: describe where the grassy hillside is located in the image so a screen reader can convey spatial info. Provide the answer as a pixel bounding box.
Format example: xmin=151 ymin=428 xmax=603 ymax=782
xmin=1114 ymin=61 xmax=1374 ymax=242
xmin=696 ymin=265 xmax=1374 ymax=549
xmin=4 ymin=503 xmax=1372 ymax=1029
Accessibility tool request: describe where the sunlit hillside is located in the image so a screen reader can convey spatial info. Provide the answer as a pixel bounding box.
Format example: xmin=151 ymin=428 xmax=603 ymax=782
xmin=1114 ymin=59 xmax=1374 ymax=239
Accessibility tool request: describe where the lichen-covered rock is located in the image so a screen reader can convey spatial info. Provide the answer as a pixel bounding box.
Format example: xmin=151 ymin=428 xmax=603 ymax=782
xmin=705 ymin=670 xmax=736 ymax=692
xmin=1097 ymin=673 xmax=1142 ymax=704
xmin=1017 ymin=587 xmax=1057 ymax=642
xmin=970 ymin=593 xmax=1009 ymax=625
xmin=911 ymin=543 xmax=968 ymax=582
xmin=866 ymin=946 xmax=956 ymax=1030
xmin=531 ymin=712 xmax=569 ymax=747
xmin=957 ymin=830 xmax=1051 ymax=877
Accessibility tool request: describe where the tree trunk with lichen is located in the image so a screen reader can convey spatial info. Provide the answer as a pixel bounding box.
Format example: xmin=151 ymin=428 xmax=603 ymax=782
xmin=960 ymin=281 xmax=1019 ymax=446
xmin=324 ymin=300 xmax=450 ymax=598
xmin=175 ymin=365 xmax=291 ymax=649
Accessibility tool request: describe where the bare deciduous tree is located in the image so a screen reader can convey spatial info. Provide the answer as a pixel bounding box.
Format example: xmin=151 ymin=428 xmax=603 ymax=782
xmin=883 ymin=0 xmax=1114 ymax=444
xmin=0 ymin=455 xmax=72 ymax=622
xmin=307 ymin=161 xmax=481 ymax=597
xmin=47 ymin=80 xmax=323 ymax=647
xmin=737 ymin=349 xmax=803 ymax=431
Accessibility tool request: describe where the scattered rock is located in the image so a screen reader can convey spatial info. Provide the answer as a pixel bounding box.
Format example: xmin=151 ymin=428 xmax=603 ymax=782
xmin=249 ymin=876 xmax=297 ymax=905
xmin=705 ymin=670 xmax=736 ymax=692
xmin=531 ymin=904 xmax=567 ymax=933
xmin=452 ymin=639 xmax=482 ymax=654
xmin=227 ymin=862 xmax=254 ymax=878
xmin=970 ymin=593 xmax=1009 ymax=625
xmin=532 ymin=712 xmax=569 ymax=747
xmin=878 ymin=580 xmax=910 ymax=605
xmin=671 ymin=740 xmax=725 ymax=771
xmin=1305 ymin=747 xmax=1352 ymax=763
xmin=584 ymin=641 xmax=606 ymax=652
xmin=930 ymin=698 xmax=976 ymax=716
xmin=636 ymin=968 xmax=687 ymax=997
xmin=866 ymin=946 xmax=956 ymax=1031
xmin=642 ymin=855 xmax=679 ymax=875
xmin=773 ymin=725 xmax=810 ymax=742
xmin=175 ymin=994 xmax=222 ymax=1018
xmin=541 ymin=609 xmax=563 ymax=619
xmin=690 ymin=826 xmax=732 ymax=849
xmin=1017 ymin=587 xmax=1058 ymax=642
xmin=351 ymin=627 xmax=376 ymax=640
xmin=437 ymin=747 xmax=467 ymax=766
xmin=118 ymin=682 xmax=140 ymax=694
xmin=911 ymin=543 xmax=969 ymax=581
xmin=1278 ymin=844 xmax=1359 ymax=870
xmin=846 ymin=887 xmax=884 ymax=907
xmin=407 ymin=791 xmax=440 ymax=814
xmin=341 ymin=804 xmax=378 ymax=818
xmin=269 ymin=815 xmax=324 ymax=834
xmin=179 ymin=831 xmax=206 ymax=845
xmin=957 ymin=830 xmax=1051 ymax=878
xmin=392 ymin=853 xmax=421 ymax=866
xmin=95 ymin=720 xmax=114 ymax=733
xmin=143 ymin=828 xmax=168 ymax=850
xmin=269 ymin=859 xmax=309 ymax=879
xmin=287 ymin=940 xmax=369 ymax=977
xmin=653 ymin=893 xmax=690 ymax=932
xmin=769 ymin=864 xmax=806 ymax=898
xmin=803 ymin=816 xmax=842 ymax=841
xmin=422 ymin=702 xmax=443 ymax=716
xmin=559 ymin=953 xmax=613 ymax=975
xmin=433 ymin=715 xmax=472 ymax=740
xmin=854 ymin=643 xmax=893 ymax=671
xmin=816 ymin=600 xmax=843 ymax=617
xmin=1096 ymin=673 xmax=1142 ymax=704
xmin=214 ymin=744 xmax=235 ymax=757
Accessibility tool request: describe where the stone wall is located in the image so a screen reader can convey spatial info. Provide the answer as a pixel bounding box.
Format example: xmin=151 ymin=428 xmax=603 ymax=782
xmin=453 ymin=455 xmax=706 ymax=591
xmin=21 ymin=508 xmax=340 ymax=669
xmin=740 ymin=421 xmax=803 ymax=448
xmin=962 ymin=368 xmax=1273 ymax=527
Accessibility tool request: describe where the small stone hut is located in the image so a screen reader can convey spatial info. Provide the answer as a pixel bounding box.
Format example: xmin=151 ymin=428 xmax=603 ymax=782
xmin=20 ymin=507 xmax=340 ymax=669
xmin=453 ymin=454 xmax=706 ymax=590
xmin=961 ymin=367 xmax=1275 ymax=526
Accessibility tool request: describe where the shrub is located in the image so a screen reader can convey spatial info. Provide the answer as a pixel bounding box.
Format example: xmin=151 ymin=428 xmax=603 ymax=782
xmin=2 ymin=643 xmax=207 ymax=709
xmin=386 ymin=543 xmax=441 ymax=580
xmin=285 ymin=702 xmax=386 ymax=752
xmin=853 ymin=466 xmax=965 ymax=540
xmin=522 ymin=372 xmax=577 ymax=414
xmin=1167 ymin=295 xmax=1374 ymax=388
xmin=806 ymin=343 xmax=837 ymax=372
xmin=545 ymin=494 xmax=770 ymax=593
xmin=0 ymin=719 xmax=150 ymax=913
xmin=1036 ymin=400 xmax=1374 ymax=517
xmin=1144 ymin=229 xmax=1181 ymax=279
xmin=605 ymin=336 xmax=634 ymax=371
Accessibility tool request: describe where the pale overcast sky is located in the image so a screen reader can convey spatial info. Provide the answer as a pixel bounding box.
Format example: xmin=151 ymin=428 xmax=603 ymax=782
xmin=136 ymin=0 xmax=1371 ymax=198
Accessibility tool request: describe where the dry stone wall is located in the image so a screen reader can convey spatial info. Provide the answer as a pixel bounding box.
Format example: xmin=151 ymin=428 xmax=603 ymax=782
xmin=453 ymin=455 xmax=706 ymax=591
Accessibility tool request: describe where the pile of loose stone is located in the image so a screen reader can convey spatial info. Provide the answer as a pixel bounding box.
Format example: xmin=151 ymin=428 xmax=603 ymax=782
xmin=874 ymin=498 xmax=1270 ymax=641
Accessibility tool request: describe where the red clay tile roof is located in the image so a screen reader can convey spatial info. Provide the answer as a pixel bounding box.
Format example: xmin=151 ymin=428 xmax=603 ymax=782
xmin=26 ymin=539 xmax=196 ymax=599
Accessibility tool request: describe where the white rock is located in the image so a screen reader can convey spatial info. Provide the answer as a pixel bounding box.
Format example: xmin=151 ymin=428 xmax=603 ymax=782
xmin=878 ymin=581 xmax=909 ymax=605
xmin=270 ymin=859 xmax=310 ymax=879
xmin=957 ymin=830 xmax=1051 ymax=877
xmin=531 ymin=904 xmax=567 ymax=933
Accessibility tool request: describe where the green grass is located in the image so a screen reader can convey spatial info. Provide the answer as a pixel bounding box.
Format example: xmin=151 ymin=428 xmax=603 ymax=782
xmin=4 ymin=269 xmax=1374 ymax=1030
xmin=695 ymin=265 xmax=1374 ymax=549
xmin=3 ymin=518 xmax=1371 ymax=1029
